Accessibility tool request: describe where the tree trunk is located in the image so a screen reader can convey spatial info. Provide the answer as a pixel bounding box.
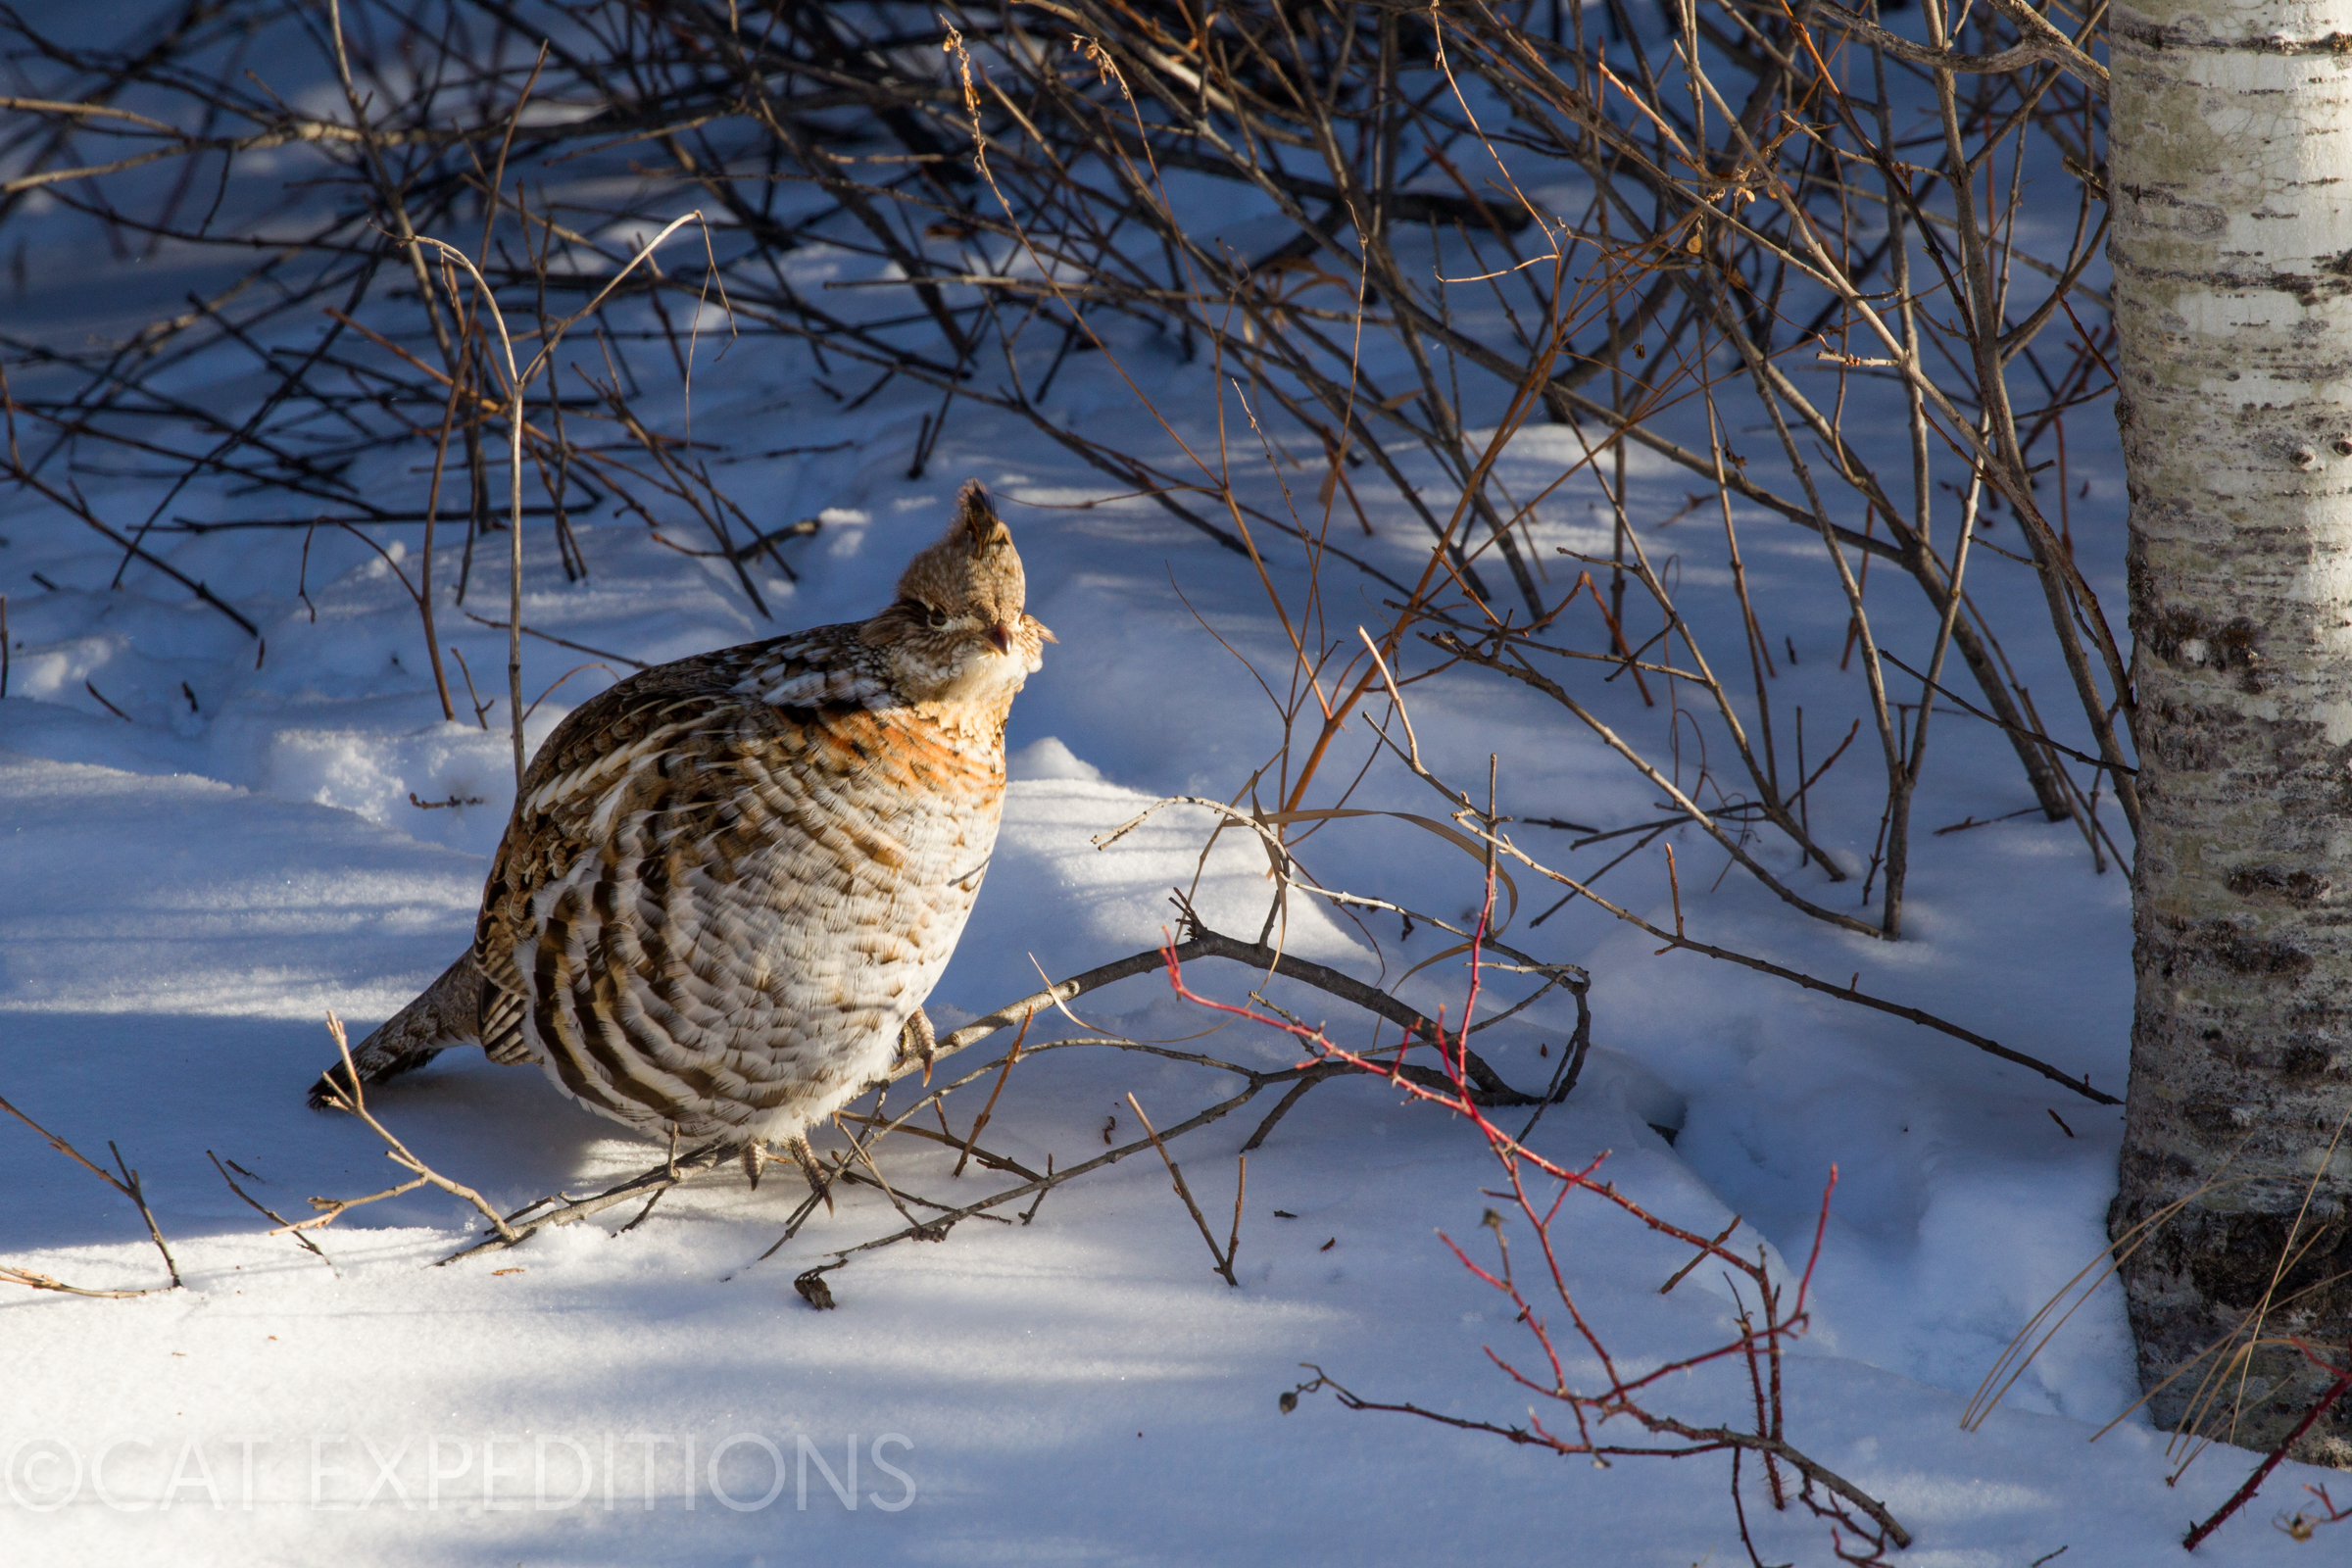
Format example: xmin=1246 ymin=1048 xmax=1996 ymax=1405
xmin=2111 ymin=3 xmax=2352 ymax=1463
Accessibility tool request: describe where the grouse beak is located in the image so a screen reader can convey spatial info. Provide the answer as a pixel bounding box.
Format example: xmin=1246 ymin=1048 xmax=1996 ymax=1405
xmin=988 ymin=623 xmax=1013 ymax=656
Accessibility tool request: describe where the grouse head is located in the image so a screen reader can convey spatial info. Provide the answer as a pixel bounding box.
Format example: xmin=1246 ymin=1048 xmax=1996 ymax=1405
xmin=869 ymin=479 xmax=1053 ymax=702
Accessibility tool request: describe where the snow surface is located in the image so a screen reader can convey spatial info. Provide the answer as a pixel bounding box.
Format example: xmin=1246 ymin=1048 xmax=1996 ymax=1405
xmin=2 ymin=50 xmax=2341 ymax=1568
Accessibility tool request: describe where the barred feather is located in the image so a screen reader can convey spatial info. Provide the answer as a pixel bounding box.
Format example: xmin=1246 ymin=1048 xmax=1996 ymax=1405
xmin=310 ymin=481 xmax=1048 ymax=1152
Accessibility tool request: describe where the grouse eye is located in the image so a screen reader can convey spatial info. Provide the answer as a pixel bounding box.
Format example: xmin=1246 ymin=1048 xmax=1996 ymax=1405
xmin=900 ymin=597 xmax=949 ymax=629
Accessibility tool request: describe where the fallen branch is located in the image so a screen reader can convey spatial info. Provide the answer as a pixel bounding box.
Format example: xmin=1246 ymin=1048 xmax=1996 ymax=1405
xmin=0 ymin=1266 xmax=170 ymax=1299
xmin=0 ymin=1088 xmax=181 ymax=1291
xmin=207 ymin=1151 xmax=334 ymax=1269
xmin=306 ymin=1012 xmax=522 ymax=1244
xmin=1128 ymin=1092 xmax=1243 ymax=1287
xmin=435 ymin=921 xmax=1584 ymax=1266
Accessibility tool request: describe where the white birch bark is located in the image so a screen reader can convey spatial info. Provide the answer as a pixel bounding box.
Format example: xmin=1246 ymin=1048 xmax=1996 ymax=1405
xmin=2112 ymin=0 xmax=2352 ymax=1461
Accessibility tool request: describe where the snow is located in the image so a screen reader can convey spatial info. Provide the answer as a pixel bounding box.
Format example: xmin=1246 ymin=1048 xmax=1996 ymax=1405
xmin=1 ymin=53 xmax=2340 ymax=1568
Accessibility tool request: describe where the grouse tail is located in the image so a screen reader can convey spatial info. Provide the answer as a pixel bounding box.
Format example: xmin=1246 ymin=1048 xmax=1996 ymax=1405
xmin=308 ymin=952 xmax=485 ymax=1109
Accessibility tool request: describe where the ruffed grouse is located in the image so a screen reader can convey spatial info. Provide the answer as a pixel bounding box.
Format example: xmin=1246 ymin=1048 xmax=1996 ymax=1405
xmin=310 ymin=481 xmax=1050 ymax=1173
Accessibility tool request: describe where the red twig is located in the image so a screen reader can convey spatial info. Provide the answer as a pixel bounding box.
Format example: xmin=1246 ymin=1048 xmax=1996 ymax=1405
xmin=2184 ymin=1344 xmax=2352 ymax=1550
xmin=1174 ymin=935 xmax=1908 ymax=1553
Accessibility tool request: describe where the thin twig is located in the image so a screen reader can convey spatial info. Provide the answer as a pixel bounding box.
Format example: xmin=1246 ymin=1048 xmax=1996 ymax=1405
xmin=1127 ymin=1092 xmax=1239 ymax=1287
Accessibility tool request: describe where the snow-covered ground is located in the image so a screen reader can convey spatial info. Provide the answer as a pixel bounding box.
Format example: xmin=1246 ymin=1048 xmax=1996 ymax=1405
xmin=2 ymin=42 xmax=2340 ymax=1568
